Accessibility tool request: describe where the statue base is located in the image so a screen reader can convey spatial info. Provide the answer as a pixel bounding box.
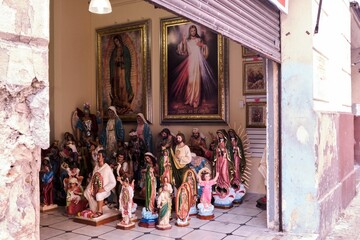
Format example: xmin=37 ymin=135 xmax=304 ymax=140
xmin=213 ymin=189 xmax=235 ymax=209
xmin=131 ymin=215 xmax=139 ymax=222
xmin=175 ymin=221 xmax=190 ymax=227
xmin=138 ymin=207 xmax=158 ymax=228
xmin=189 ymin=205 xmax=198 ymax=216
xmin=138 ymin=218 xmax=157 ymax=228
xmin=156 ymin=224 xmax=172 ymax=230
xmin=40 ymin=204 xmax=58 ymax=212
xmin=197 ymin=203 xmax=214 ymax=220
xmin=197 ymin=214 xmax=214 ymax=220
xmin=233 ymin=185 xmax=246 ymax=205
xmin=74 ymin=207 xmax=120 ymax=226
xmin=116 ymin=221 xmax=135 ymax=230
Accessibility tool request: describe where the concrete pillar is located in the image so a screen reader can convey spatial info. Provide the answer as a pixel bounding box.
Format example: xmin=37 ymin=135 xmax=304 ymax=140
xmin=281 ymin=0 xmax=354 ymax=238
xmin=0 ymin=1 xmax=49 ymax=239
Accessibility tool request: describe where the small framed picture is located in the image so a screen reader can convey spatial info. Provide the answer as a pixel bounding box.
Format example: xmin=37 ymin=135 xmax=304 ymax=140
xmin=246 ymin=102 xmax=266 ymax=128
xmin=243 ymin=61 xmax=266 ymax=95
xmin=242 ymin=46 xmax=259 ymax=58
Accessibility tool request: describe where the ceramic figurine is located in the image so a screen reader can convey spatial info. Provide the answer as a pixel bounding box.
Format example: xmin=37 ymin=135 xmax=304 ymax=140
xmin=117 ymin=178 xmax=136 ymax=230
xmin=183 ymin=169 xmax=198 ymax=216
xmin=128 ymin=128 xmax=146 ymax=190
xmin=172 ymin=132 xmax=192 ymax=189
xmin=188 ymin=127 xmax=207 ymax=157
xmin=65 ymin=177 xmax=87 ymax=216
xmin=197 ymin=168 xmax=218 ymax=220
xmin=213 ymin=129 xmax=234 ymax=208
xmin=40 ymin=159 xmax=58 ymax=211
xmin=138 ymin=152 xmax=158 ymax=228
xmin=99 ymin=106 xmax=125 ymax=157
xmin=83 ymin=150 xmax=117 ymax=218
xmin=156 ymin=180 xmax=173 ymax=230
xmin=136 ymin=113 xmax=153 ymax=152
xmin=175 ymin=182 xmax=191 ymax=227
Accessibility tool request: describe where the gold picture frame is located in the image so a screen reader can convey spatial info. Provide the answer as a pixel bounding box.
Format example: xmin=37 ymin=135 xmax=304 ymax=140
xmin=246 ymin=102 xmax=266 ymax=128
xmin=242 ymin=46 xmax=259 ymax=58
xmin=243 ymin=60 xmax=266 ymax=95
xmin=160 ymin=17 xmax=228 ymax=123
xmin=96 ymin=20 xmax=151 ymax=122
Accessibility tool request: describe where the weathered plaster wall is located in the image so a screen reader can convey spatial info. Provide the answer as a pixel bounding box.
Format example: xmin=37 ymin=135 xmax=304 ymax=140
xmin=281 ymin=0 xmax=353 ymax=237
xmin=0 ymin=0 xmax=49 ymax=239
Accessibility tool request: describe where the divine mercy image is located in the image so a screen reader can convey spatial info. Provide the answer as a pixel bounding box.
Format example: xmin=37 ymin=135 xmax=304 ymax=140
xmin=167 ymin=23 xmax=219 ymax=115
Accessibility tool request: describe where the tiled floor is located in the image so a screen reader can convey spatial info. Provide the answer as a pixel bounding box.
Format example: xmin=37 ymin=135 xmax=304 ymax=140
xmin=40 ymin=193 xmax=281 ymax=240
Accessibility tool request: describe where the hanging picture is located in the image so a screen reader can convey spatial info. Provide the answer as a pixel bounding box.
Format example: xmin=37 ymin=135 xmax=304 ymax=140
xmin=246 ymin=102 xmax=266 ymax=128
xmin=242 ymin=46 xmax=259 ymax=58
xmin=243 ymin=60 xmax=266 ymax=95
xmin=160 ymin=17 xmax=229 ymax=123
xmin=96 ymin=20 xmax=151 ymax=122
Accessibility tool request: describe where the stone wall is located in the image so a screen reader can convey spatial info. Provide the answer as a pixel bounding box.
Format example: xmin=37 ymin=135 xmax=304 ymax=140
xmin=0 ymin=1 xmax=49 ymax=239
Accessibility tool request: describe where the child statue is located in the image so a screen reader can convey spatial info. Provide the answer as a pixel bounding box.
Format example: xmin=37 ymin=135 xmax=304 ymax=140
xmin=197 ymin=168 xmax=219 ymax=220
xmin=156 ymin=177 xmax=173 ymax=230
xmin=116 ymin=178 xmax=136 ymax=230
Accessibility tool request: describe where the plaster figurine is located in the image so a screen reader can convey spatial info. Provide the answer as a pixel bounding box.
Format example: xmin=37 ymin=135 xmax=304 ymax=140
xmin=138 ymin=152 xmax=158 ymax=228
xmin=117 ymin=178 xmax=136 ymax=229
xmin=156 ymin=179 xmax=173 ymax=230
xmin=175 ymin=182 xmax=191 ymax=227
xmin=197 ymin=168 xmax=218 ymax=220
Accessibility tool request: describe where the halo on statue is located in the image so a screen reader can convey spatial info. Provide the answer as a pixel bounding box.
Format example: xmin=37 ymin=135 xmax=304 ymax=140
xmin=197 ymin=167 xmax=211 ymax=179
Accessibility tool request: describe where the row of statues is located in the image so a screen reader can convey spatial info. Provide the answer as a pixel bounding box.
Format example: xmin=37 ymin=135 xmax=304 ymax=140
xmin=40 ymin=103 xmax=250 ymax=230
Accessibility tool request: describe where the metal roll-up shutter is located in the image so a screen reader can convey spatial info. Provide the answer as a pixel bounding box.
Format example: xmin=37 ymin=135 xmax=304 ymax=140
xmin=146 ymin=0 xmax=281 ymax=62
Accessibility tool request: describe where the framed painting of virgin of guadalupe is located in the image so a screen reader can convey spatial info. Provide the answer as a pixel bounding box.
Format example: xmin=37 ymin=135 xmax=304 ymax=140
xmin=96 ymin=20 xmax=151 ymax=122
xmin=160 ymin=17 xmax=229 ymax=123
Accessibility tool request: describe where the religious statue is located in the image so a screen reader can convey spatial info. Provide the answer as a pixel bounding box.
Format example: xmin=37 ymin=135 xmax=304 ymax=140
xmin=65 ymin=177 xmax=87 ymax=216
xmin=117 ymin=178 xmax=136 ymax=229
xmin=74 ymin=103 xmax=100 ymax=147
xmin=175 ymin=182 xmax=191 ymax=227
xmin=138 ymin=152 xmax=158 ymax=228
xmin=159 ymin=147 xmax=173 ymax=185
xmin=171 ymin=132 xmax=192 ymax=189
xmin=128 ymin=128 xmax=146 ymax=189
xmin=197 ymin=168 xmax=219 ymax=220
xmin=188 ymin=127 xmax=207 ymax=157
xmin=40 ymin=159 xmax=56 ymax=208
xmin=136 ymin=113 xmax=153 ymax=152
xmin=183 ymin=169 xmax=198 ymax=216
xmin=212 ymin=129 xmax=235 ymax=208
xmin=62 ymin=161 xmax=83 ymax=191
xmin=100 ymin=106 xmax=125 ymax=158
xmin=83 ymin=150 xmax=117 ymax=218
xmin=157 ymin=128 xmax=175 ymax=156
xmin=156 ymin=179 xmax=173 ymax=230
xmin=112 ymin=150 xmax=133 ymax=207
xmin=228 ymin=128 xmax=247 ymax=204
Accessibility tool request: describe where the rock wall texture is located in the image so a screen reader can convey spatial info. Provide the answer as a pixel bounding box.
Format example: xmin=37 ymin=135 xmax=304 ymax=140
xmin=0 ymin=1 xmax=49 ymax=239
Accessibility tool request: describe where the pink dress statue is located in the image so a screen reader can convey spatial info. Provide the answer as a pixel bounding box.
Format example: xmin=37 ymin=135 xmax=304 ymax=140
xmin=198 ymin=171 xmax=219 ymax=208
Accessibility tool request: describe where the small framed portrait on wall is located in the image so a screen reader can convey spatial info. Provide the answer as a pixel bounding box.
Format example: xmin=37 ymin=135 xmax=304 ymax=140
xmin=242 ymin=46 xmax=259 ymax=58
xmin=243 ymin=60 xmax=266 ymax=95
xmin=246 ymin=102 xmax=266 ymax=128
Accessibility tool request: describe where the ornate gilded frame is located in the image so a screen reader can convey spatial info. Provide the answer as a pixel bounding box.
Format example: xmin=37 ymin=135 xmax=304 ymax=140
xmin=246 ymin=102 xmax=267 ymax=128
xmin=160 ymin=17 xmax=228 ymax=123
xmin=96 ymin=20 xmax=151 ymax=122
